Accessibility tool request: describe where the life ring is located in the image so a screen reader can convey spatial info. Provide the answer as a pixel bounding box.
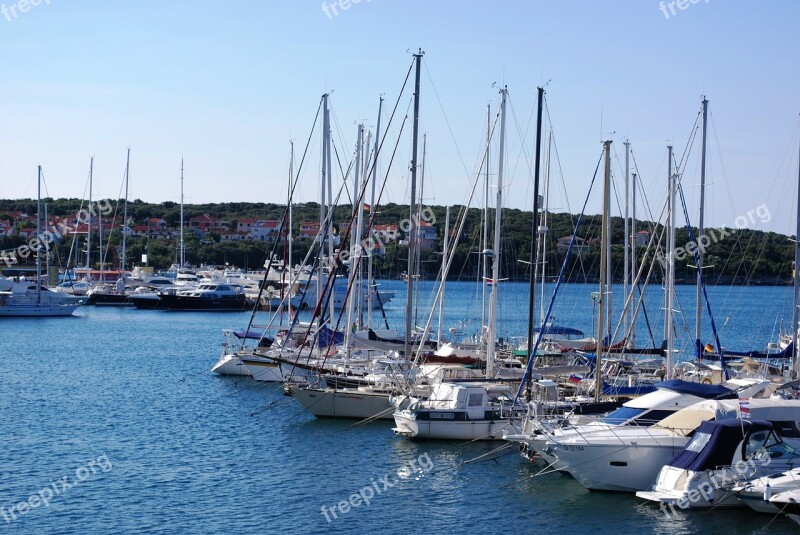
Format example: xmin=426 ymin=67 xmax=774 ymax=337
xmin=701 ymin=378 xmax=713 ymax=385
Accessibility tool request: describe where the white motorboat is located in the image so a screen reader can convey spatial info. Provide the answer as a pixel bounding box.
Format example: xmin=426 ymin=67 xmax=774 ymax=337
xmin=392 ymin=381 xmax=525 ymax=440
xmin=504 ymin=378 xmax=744 ymax=467
xmin=546 ymin=397 xmax=800 ymax=493
xmin=637 ymin=418 xmax=800 ymax=508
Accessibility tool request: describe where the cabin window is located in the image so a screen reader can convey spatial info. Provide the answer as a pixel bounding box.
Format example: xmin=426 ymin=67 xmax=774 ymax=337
xmin=467 ymin=393 xmax=483 ymax=407
xmin=771 ymin=421 xmax=800 ymax=438
xmin=686 ymin=432 xmax=712 ymax=453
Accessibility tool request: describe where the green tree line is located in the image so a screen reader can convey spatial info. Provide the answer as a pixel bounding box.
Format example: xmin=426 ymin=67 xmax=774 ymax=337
xmin=0 ymin=198 xmax=793 ymax=285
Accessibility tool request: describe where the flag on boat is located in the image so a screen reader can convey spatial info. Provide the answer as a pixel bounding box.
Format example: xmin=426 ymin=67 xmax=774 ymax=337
xmin=362 ymin=203 xmax=371 ymax=212
xmin=739 ymin=397 xmax=751 ymax=418
xmin=704 ymin=343 xmax=714 ymax=353
xmin=486 ymin=278 xmax=493 ymax=286
xmin=567 ymin=373 xmax=583 ymax=384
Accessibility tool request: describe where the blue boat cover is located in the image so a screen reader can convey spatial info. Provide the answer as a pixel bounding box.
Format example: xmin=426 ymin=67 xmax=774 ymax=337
xmin=656 ymin=379 xmax=737 ymax=400
xmin=667 ymin=419 xmax=773 ymax=472
xmin=534 ymin=325 xmax=584 ymax=337
xmin=706 ymin=342 xmax=793 ymax=361
xmin=234 ymin=330 xmax=263 ymax=340
xmin=317 ymin=325 xmax=345 ymax=348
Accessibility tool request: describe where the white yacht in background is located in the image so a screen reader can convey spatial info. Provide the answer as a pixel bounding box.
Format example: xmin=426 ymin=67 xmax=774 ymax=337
xmin=0 ymin=279 xmax=85 ymax=317
xmin=0 ymin=167 xmax=85 ymax=317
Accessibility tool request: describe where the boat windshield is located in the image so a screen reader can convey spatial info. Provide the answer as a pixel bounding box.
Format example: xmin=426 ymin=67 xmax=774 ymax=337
xmin=600 ymin=407 xmax=673 ymax=426
xmin=747 ymin=430 xmax=800 ymax=461
xmin=600 ymin=407 xmax=645 ymax=425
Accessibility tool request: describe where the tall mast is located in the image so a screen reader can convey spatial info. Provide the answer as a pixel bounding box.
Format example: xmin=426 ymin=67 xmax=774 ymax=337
xmin=630 ymin=171 xmax=637 ymax=345
xmin=88 ymin=157 xmax=93 ymax=269
xmin=345 ymin=124 xmax=363 ymax=348
xmin=415 ymin=132 xmax=426 ymax=327
xmin=487 ymin=86 xmax=508 ymax=379
xmin=793 ymin=121 xmax=800 ymax=377
xmin=180 ymin=158 xmax=185 ymax=268
xmin=404 ymin=50 xmax=423 ymax=359
xmin=623 ymin=140 xmax=630 ymax=339
xmin=319 ymin=93 xmax=330 ymax=315
xmin=666 ymin=145 xmax=676 ymax=375
xmin=326 ymin=96 xmax=334 ymax=324
xmin=99 ymin=200 xmax=104 ymax=278
xmin=437 ymin=206 xmax=450 ymax=344
xmin=526 ymin=87 xmax=545 ymax=368
xmin=359 ymin=130 xmax=371 ymax=328
xmin=44 ymin=203 xmax=49 ymax=283
xmin=367 ymin=97 xmax=382 ymax=329
xmin=481 ymin=103 xmax=491 ymax=339
xmin=288 ymin=140 xmax=295 ymax=320
xmin=540 ymin=131 xmax=552 ymax=322
xmin=695 ymin=98 xmax=708 ymax=358
xmin=36 ymin=165 xmax=42 ymax=302
xmin=606 ymin=153 xmax=613 ymax=339
xmin=596 ymin=141 xmax=611 ymax=401
xmin=121 ymin=148 xmax=130 ymax=273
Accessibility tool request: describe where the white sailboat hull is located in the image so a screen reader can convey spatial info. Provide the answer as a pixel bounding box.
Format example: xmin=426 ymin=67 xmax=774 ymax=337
xmin=288 ymin=386 xmax=394 ymax=420
xmin=0 ymin=302 xmax=82 ymax=317
xmin=211 ymin=353 xmax=252 ymax=376
xmin=243 ymin=358 xmax=284 ymax=382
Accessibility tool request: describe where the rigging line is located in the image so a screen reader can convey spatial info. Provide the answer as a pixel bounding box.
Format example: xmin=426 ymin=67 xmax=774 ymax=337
xmin=270 ymin=75 xmax=416 ymax=356
xmin=675 ymin=110 xmax=702 ymax=173
xmin=314 ymin=112 xmax=412 ymax=372
xmin=543 ymin=98 xmax=574 ymax=217
xmin=419 ymin=105 xmax=502 ymax=320
xmin=709 ymin=113 xmax=739 ymax=221
xmin=410 ymin=110 xmax=503 ymax=359
xmin=513 ymin=148 xmax=605 ymax=402
xmin=460 ymin=442 xmax=517 ymax=465
xmin=506 ymin=93 xmax=535 ymax=197
xmin=239 ymin=99 xmax=323 ymax=347
xmin=422 ymin=61 xmax=472 ymax=180
xmin=329 ymin=137 xmax=355 ymax=206
xmin=497 ymin=468 xmax=544 ymax=489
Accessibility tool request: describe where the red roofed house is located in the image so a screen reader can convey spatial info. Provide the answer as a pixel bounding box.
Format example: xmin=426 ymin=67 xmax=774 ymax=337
xmin=189 ymin=214 xmax=228 ymax=232
xmin=249 ymin=220 xmax=284 ymax=241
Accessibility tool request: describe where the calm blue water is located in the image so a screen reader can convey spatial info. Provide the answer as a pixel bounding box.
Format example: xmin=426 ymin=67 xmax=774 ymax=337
xmin=0 ymin=280 xmax=796 ymax=534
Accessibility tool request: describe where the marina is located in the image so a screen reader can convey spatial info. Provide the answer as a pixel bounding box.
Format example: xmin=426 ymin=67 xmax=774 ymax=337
xmin=3 ymin=2 xmax=800 ymax=534
xmin=1 ymin=282 xmax=800 ymax=533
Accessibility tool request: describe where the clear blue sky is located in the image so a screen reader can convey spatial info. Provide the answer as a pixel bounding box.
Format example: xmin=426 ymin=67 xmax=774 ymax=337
xmin=1 ymin=0 xmax=798 ymax=233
